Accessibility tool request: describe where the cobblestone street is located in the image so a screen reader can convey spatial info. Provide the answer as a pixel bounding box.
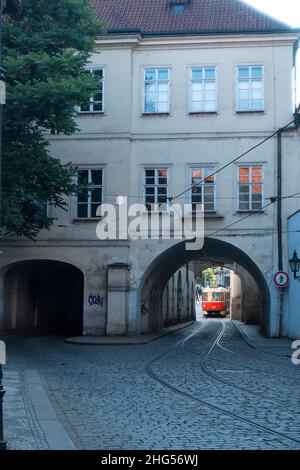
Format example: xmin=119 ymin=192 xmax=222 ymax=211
xmin=2 ymin=319 xmax=300 ymax=450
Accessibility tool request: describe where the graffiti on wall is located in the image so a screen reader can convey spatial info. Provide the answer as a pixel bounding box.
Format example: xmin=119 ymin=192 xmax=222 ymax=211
xmin=88 ymin=293 xmax=104 ymax=307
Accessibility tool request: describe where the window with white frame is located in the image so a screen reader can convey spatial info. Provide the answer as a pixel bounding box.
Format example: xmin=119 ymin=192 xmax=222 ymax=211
xmin=190 ymin=167 xmax=216 ymax=211
xmin=75 ymin=169 xmax=103 ymax=218
xmin=190 ymin=67 xmax=217 ymax=113
xmin=144 ymin=168 xmax=169 ymax=210
xmin=144 ymin=68 xmax=170 ymax=113
xmin=238 ymin=166 xmax=263 ymax=211
xmin=237 ymin=65 xmax=264 ymax=112
xmin=79 ymin=68 xmax=104 ymax=113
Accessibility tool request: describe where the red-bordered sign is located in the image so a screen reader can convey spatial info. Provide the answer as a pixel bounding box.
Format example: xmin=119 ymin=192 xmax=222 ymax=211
xmin=274 ymin=271 xmax=289 ymax=288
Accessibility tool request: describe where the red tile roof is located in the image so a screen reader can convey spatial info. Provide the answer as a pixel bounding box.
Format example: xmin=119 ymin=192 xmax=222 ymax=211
xmin=90 ymin=0 xmax=293 ymax=36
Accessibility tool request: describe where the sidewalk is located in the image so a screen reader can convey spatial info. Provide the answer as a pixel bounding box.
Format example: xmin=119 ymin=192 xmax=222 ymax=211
xmin=3 ymin=369 xmax=75 ymax=450
xmin=65 ymin=321 xmax=194 ymax=345
xmin=233 ymin=321 xmax=294 ymax=357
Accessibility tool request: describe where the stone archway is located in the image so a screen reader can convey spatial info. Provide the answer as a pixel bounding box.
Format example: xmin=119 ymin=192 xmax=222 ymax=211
xmin=2 ymin=260 xmax=84 ymax=335
xmin=139 ymin=237 xmax=270 ymax=335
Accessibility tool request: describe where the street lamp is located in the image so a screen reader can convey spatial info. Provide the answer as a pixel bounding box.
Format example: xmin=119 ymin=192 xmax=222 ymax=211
xmin=289 ymin=250 xmax=300 ymax=281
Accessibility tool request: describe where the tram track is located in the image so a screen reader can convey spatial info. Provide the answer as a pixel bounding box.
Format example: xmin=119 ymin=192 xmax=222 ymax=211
xmin=184 ymin=321 xmax=300 ymax=395
xmin=145 ymin=320 xmax=300 ymax=447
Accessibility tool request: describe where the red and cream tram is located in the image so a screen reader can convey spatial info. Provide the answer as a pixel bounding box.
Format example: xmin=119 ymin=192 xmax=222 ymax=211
xmin=202 ymin=287 xmax=230 ymax=317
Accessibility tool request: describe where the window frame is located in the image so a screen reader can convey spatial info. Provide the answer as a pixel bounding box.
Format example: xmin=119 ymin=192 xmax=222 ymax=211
xmin=236 ymin=65 xmax=264 ymax=113
xmin=237 ymin=164 xmax=264 ymax=212
xmin=74 ymin=168 xmax=104 ymax=220
xmin=189 ymin=66 xmax=218 ymax=114
xmin=143 ymin=67 xmax=171 ymax=114
xmin=77 ymin=67 xmax=105 ymax=114
xmin=189 ymin=166 xmax=216 ymax=212
xmin=143 ymin=167 xmax=170 ymax=211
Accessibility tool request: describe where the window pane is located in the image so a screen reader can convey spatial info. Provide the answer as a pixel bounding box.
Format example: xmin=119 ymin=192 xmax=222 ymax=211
xmin=145 ymin=69 xmax=155 ymax=81
xmin=80 ymin=101 xmax=90 ymax=112
xmin=158 ymin=169 xmax=167 ymax=177
xmin=239 ymin=90 xmax=250 ymax=101
xmin=192 ymin=91 xmax=203 ymax=102
xmin=252 ymin=80 xmax=263 ymax=90
xmin=78 ymin=170 xmax=88 ymax=185
xmin=192 ymin=194 xmax=202 ymax=202
xmin=205 ymin=91 xmax=216 ymax=101
xmin=158 ymin=69 xmax=169 ymax=80
xmin=238 ymin=100 xmax=250 ymax=110
xmin=204 ymin=81 xmax=216 ymax=91
xmin=204 ymin=167 xmax=214 ymax=178
xmin=191 ymin=102 xmax=203 ymax=112
xmin=94 ymin=91 xmax=103 ymax=102
xmin=204 ymin=68 xmax=216 ymax=79
xmin=157 ymin=91 xmax=169 ymax=103
xmin=91 ymin=188 xmax=102 ymax=203
xmin=239 ymin=168 xmax=249 ymax=183
xmin=238 ymin=80 xmax=249 ymax=90
xmin=146 ymin=195 xmax=155 ymax=204
xmin=94 ymin=69 xmax=103 ymax=79
xmin=146 ymin=187 xmax=155 ymax=194
xmin=252 ymin=168 xmax=262 ymax=181
xmin=192 ymin=169 xmax=203 ymax=178
xmin=238 ymin=67 xmax=249 ymax=78
xmin=192 ymin=82 xmax=203 ymax=92
xmin=145 ymin=83 xmax=156 ymax=93
xmin=91 ymin=170 xmax=102 ymax=185
xmin=251 ymin=99 xmax=263 ymax=109
xmin=239 ymin=185 xmax=249 ymax=194
xmin=252 ymin=185 xmax=262 ymax=194
xmin=157 ymin=83 xmax=169 ymax=93
xmin=192 ymin=69 xmax=202 ymax=80
xmin=239 ymin=193 xmax=249 ymax=202
xmin=157 ymin=102 xmax=169 ymax=112
xmin=91 ymin=203 xmax=101 ymax=218
xmin=252 ymin=66 xmax=262 ymax=79
xmin=77 ymin=204 xmax=88 ymax=218
xmin=239 ymin=202 xmax=250 ymax=210
xmin=145 ymin=100 xmax=156 ymax=113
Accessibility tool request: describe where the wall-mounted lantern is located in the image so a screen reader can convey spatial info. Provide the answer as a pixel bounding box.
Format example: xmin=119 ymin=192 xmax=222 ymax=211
xmin=289 ymin=250 xmax=300 ymax=281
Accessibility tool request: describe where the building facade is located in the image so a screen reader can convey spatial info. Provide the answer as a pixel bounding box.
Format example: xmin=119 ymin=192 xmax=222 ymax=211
xmin=0 ymin=0 xmax=300 ymax=337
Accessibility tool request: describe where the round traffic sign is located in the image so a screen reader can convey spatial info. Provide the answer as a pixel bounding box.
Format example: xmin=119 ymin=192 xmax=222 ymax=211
xmin=274 ymin=271 xmax=289 ymax=288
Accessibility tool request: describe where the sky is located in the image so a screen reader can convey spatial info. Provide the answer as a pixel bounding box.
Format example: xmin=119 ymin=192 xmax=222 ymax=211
xmin=244 ymin=0 xmax=300 ymax=27
xmin=245 ymin=1 xmax=300 ymax=104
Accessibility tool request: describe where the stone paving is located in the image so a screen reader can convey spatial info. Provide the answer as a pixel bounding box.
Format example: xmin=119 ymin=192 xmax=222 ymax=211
xmin=1 ymin=319 xmax=300 ymax=450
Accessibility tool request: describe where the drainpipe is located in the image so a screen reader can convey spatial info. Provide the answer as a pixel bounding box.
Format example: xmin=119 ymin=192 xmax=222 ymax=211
xmin=276 ymin=130 xmax=283 ymax=338
xmin=276 ymin=114 xmax=300 ymax=337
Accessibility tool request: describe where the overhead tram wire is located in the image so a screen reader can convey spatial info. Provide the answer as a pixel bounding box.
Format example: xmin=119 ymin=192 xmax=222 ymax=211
xmin=206 ymin=189 xmax=300 ymax=238
xmin=167 ymin=119 xmax=296 ymax=204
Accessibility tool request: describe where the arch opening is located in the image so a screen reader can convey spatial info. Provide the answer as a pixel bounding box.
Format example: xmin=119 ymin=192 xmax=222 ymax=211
xmin=139 ymin=238 xmax=270 ymax=335
xmin=2 ymin=260 xmax=84 ymax=335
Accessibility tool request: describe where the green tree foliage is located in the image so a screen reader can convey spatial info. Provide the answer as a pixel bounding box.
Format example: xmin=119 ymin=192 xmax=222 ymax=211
xmin=196 ymin=268 xmax=216 ymax=287
xmin=2 ymin=0 xmax=104 ymax=238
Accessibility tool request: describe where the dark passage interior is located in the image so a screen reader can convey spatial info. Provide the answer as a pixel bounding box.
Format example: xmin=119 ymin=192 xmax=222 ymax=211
xmin=3 ymin=260 xmax=84 ymax=335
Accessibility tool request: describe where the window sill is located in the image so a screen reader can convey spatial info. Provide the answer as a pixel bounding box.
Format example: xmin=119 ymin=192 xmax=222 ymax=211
xmin=187 ymin=211 xmax=224 ymax=219
xmin=236 ymin=210 xmax=265 ymax=214
xmin=73 ymin=218 xmax=103 ymax=223
xmin=77 ymin=111 xmax=105 ymax=115
xmin=204 ymin=213 xmax=224 ymax=219
xmin=236 ymin=110 xmax=265 ymax=114
xmin=141 ymin=112 xmax=170 ymax=117
xmin=189 ymin=111 xmax=218 ymax=116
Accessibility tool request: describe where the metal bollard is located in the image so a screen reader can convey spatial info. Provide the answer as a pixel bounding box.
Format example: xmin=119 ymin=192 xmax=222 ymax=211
xmin=0 ymin=364 xmax=6 ymax=450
